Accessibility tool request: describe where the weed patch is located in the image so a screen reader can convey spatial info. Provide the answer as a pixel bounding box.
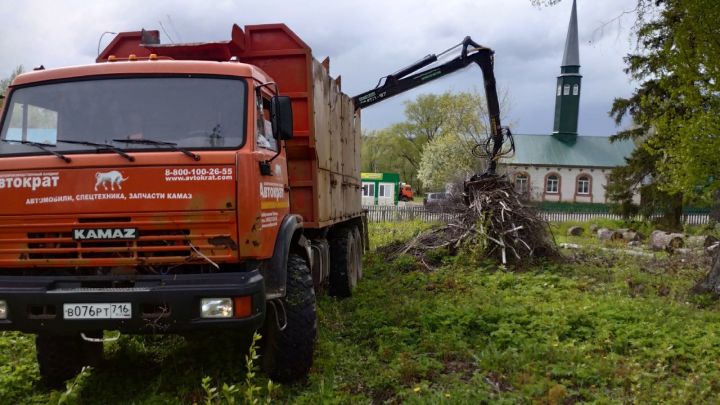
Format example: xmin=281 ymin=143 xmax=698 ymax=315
xmin=2 ymin=221 xmax=720 ymax=403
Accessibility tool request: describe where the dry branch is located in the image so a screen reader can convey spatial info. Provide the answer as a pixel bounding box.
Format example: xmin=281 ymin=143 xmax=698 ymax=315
xmin=380 ymin=175 xmax=558 ymax=269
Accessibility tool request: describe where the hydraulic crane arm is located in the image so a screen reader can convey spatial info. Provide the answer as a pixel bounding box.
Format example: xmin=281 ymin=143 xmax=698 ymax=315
xmin=353 ymin=36 xmax=510 ymax=176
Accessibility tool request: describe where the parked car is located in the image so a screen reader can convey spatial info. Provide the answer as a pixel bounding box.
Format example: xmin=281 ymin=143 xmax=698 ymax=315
xmin=423 ymin=192 xmax=449 ymax=208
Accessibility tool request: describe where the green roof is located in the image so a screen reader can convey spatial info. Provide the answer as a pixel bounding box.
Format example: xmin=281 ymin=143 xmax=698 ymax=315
xmin=504 ymin=134 xmax=634 ymax=167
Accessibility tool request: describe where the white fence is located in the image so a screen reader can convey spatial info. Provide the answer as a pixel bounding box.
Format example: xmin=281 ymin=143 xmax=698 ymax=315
xmin=540 ymin=211 xmax=709 ymax=224
xmin=364 ymin=205 xmax=460 ymax=223
xmin=363 ymin=205 xmax=711 ymax=225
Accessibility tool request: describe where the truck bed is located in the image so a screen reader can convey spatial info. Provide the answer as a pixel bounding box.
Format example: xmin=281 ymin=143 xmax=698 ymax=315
xmin=238 ymin=24 xmax=362 ymax=228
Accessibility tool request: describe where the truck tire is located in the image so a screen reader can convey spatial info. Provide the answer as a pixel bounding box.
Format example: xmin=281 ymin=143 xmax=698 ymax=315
xmin=36 ymin=333 xmax=103 ymax=387
xmin=329 ymin=227 xmax=359 ymax=297
xmin=262 ymin=253 xmax=317 ymax=382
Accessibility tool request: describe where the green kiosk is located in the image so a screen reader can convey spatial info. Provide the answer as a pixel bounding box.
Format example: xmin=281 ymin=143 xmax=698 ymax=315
xmin=361 ymin=172 xmax=399 ymax=206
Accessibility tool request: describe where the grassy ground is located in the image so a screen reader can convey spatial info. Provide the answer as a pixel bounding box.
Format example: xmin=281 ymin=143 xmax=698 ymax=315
xmin=2 ymin=220 xmax=720 ymax=403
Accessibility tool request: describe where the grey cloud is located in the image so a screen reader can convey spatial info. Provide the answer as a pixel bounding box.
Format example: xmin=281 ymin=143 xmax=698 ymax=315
xmin=0 ymin=0 xmax=636 ymax=137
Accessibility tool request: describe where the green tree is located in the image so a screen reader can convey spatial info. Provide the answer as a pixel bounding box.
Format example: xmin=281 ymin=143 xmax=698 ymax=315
xmin=607 ymin=0 xmax=720 ymax=229
xmin=416 ymin=90 xmax=506 ymax=190
xmin=362 ymin=90 xmax=508 ymax=193
xmin=417 ymin=133 xmax=479 ymax=191
xmin=361 ymin=93 xmax=455 ymax=194
xmin=361 ymin=128 xmax=421 ymax=193
xmin=0 ymin=65 xmax=24 ymax=109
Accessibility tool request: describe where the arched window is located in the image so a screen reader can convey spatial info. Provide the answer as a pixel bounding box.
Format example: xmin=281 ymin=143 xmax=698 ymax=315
xmin=577 ymin=175 xmax=591 ymax=195
xmin=557 ymin=85 xmax=562 ymax=96
xmin=546 ymin=174 xmax=559 ymax=193
xmin=514 ymin=173 xmax=529 ymax=193
xmin=572 ymin=84 xmax=580 ymax=95
xmin=563 ymin=84 xmax=570 ymax=95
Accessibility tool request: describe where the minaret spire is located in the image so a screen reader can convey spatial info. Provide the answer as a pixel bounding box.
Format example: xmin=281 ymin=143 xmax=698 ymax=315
xmin=553 ymin=0 xmax=582 ymax=143
xmin=561 ymin=0 xmax=580 ymax=67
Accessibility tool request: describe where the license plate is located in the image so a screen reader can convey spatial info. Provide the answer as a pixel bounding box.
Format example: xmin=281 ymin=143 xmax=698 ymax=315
xmin=63 ymin=303 xmax=132 ymax=319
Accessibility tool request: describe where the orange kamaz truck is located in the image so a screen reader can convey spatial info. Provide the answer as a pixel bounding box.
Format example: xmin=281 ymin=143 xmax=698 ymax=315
xmin=0 ymin=24 xmax=366 ymax=385
xmin=0 ymin=23 xmax=507 ymax=387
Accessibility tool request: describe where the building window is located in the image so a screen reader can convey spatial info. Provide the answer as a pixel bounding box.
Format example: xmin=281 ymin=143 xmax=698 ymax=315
xmin=573 ymin=84 xmax=580 ymax=95
xmin=378 ymin=184 xmax=387 ymax=197
xmin=362 ymin=183 xmax=375 ymax=197
xmin=546 ymin=174 xmax=559 ymax=193
xmin=577 ymin=175 xmax=590 ymax=195
xmin=557 ymin=85 xmax=561 ymax=96
xmin=563 ymin=84 xmax=570 ymax=95
xmin=515 ymin=173 xmax=529 ymax=193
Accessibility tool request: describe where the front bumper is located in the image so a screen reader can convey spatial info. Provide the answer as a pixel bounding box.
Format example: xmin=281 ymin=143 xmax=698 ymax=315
xmin=0 ymin=271 xmax=265 ymax=334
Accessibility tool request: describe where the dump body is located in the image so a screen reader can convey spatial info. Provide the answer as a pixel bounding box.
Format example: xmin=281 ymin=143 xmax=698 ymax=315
xmin=237 ymin=25 xmax=362 ymax=228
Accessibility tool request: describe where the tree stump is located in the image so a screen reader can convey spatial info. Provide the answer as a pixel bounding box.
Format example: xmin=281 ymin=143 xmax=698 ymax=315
xmin=706 ymin=242 xmax=720 ymax=256
xmin=567 ymin=226 xmax=584 ymax=236
xmin=597 ymin=228 xmax=622 ymax=242
xmin=705 ymin=235 xmax=718 ymax=248
xmin=686 ymin=235 xmax=718 ymax=249
xmin=622 ymin=231 xmax=642 ymax=242
xmin=693 ymin=249 xmax=720 ymax=296
xmin=649 ymin=230 xmax=685 ymax=252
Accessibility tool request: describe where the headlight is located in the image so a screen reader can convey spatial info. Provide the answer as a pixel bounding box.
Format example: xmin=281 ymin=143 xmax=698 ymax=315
xmin=0 ymin=300 xmax=7 ymax=320
xmin=200 ymin=298 xmax=233 ymax=318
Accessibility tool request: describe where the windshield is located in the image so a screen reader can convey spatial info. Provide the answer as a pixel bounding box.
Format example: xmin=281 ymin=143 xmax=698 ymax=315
xmin=0 ymin=76 xmax=246 ymax=156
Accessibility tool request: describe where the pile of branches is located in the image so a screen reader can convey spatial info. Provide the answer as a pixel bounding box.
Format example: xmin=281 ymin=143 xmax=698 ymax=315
xmin=382 ymin=175 xmax=558 ymax=269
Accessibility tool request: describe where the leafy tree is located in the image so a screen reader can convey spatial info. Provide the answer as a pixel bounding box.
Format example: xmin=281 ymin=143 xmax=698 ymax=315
xmin=416 ymin=91 xmax=498 ymax=189
xmin=603 ymin=0 xmax=719 ymax=230
xmin=402 ymin=93 xmax=450 ymax=143
xmin=363 ymin=90 xmax=508 ymax=193
xmin=361 ymin=128 xmax=421 ymax=193
xmin=362 ymin=93 xmax=457 ymax=194
xmin=0 ymin=65 xmax=24 ymax=110
xmin=417 ymin=133 xmax=479 ymax=191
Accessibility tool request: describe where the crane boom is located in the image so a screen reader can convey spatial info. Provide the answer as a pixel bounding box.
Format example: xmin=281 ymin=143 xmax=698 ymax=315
xmin=352 ymin=36 xmax=508 ymax=176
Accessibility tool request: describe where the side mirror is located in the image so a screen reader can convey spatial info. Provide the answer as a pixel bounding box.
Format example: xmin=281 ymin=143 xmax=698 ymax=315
xmin=271 ymin=96 xmax=293 ymax=140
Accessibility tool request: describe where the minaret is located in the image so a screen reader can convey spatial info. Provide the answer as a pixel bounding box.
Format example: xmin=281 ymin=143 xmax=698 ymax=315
xmin=552 ymin=0 xmax=581 ymax=143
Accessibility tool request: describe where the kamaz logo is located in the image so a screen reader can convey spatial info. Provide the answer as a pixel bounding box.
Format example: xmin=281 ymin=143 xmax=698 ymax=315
xmin=73 ymin=228 xmax=138 ymax=241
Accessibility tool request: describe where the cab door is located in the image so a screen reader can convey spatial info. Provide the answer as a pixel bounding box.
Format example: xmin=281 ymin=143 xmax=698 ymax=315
xmin=254 ymin=87 xmax=289 ymax=251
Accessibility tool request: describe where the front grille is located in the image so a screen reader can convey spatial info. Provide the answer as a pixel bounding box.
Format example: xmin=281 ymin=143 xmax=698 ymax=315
xmin=26 ymin=229 xmax=192 ymax=260
xmin=0 ymin=214 xmax=238 ymax=267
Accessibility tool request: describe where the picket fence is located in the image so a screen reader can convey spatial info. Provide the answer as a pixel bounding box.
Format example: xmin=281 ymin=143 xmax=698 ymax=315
xmin=364 ymin=205 xmax=460 ymax=223
xmin=540 ymin=211 xmax=709 ymax=225
xmin=363 ymin=205 xmax=710 ymax=225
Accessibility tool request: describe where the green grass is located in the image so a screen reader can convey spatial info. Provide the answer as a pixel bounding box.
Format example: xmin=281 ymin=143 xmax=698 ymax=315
xmin=3 ymin=220 xmax=720 ymax=403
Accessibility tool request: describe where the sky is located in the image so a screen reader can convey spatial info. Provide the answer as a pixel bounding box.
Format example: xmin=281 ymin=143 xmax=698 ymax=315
xmin=0 ymin=0 xmax=639 ymax=136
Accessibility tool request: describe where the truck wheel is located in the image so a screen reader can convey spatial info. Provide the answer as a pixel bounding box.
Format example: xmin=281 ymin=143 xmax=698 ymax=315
xmin=262 ymin=253 xmax=317 ymax=382
xmin=36 ymin=333 xmax=103 ymax=387
xmin=329 ymin=227 xmax=359 ymax=297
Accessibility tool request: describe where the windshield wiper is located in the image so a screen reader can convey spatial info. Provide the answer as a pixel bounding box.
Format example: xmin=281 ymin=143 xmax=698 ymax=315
xmin=111 ymin=138 xmax=200 ymax=161
xmin=1 ymin=139 xmax=71 ymax=163
xmin=58 ymin=140 xmax=135 ymax=162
